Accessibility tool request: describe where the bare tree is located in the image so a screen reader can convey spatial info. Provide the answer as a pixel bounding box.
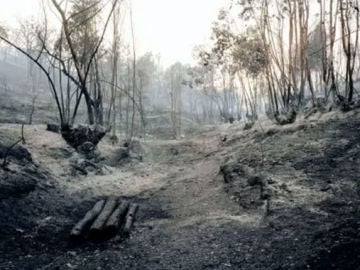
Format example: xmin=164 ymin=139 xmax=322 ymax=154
xmin=0 ymin=0 xmax=120 ymax=148
xmin=339 ymin=0 xmax=359 ymax=104
xmin=108 ymin=0 xmax=123 ymax=144
xmin=166 ymin=63 xmax=184 ymax=139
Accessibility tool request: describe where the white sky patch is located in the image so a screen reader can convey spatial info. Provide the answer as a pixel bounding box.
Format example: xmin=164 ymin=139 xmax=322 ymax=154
xmin=0 ymin=0 xmax=45 ymax=25
xmin=0 ymin=0 xmax=225 ymax=66
xmin=132 ymin=0 xmax=224 ymax=66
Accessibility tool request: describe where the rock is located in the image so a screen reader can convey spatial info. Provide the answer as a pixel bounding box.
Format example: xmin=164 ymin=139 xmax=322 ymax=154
xmin=115 ymin=147 xmax=129 ymax=161
xmin=220 ymin=161 xmax=254 ymax=184
xmin=77 ymin=141 xmax=95 ymax=155
xmin=247 ymin=175 xmax=265 ymax=186
xmin=124 ymin=140 xmax=143 ymax=161
xmin=77 ymin=141 xmax=102 ymax=160
xmin=220 ymin=134 xmax=227 ymax=142
xmin=170 ymin=147 xmax=179 ymax=155
xmin=243 ymin=122 xmax=254 ymax=131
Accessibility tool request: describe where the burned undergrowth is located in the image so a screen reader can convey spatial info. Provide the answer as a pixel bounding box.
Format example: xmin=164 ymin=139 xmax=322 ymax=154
xmin=217 ymin=112 xmax=360 ymax=270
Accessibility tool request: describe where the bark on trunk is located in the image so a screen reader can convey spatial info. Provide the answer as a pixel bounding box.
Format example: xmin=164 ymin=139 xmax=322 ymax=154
xmin=123 ymin=203 xmax=138 ymax=235
xmin=104 ymin=201 xmax=129 ymax=235
xmin=70 ymin=200 xmax=105 ymax=239
xmin=89 ymin=197 xmax=118 ymax=238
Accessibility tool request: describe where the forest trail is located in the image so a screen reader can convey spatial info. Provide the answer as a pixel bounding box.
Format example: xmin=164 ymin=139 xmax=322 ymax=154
xmin=16 ymin=122 xmax=245 ymax=228
xmin=1 ymin=109 xmax=360 ymax=270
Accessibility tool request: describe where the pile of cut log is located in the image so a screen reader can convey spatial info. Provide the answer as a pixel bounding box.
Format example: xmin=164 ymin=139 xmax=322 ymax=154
xmin=70 ymin=197 xmax=138 ymax=241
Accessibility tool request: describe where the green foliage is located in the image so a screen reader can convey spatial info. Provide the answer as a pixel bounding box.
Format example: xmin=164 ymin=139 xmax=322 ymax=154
xmin=68 ymin=0 xmax=101 ymax=65
xmin=232 ymin=30 xmax=267 ymax=76
xmin=211 ymin=23 xmax=236 ymax=65
xmin=197 ymin=6 xmax=267 ymax=79
xmin=137 ymin=53 xmax=157 ymax=87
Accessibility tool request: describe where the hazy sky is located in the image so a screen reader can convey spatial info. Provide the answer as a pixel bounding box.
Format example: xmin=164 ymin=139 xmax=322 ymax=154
xmin=132 ymin=0 xmax=224 ymax=65
xmin=0 ymin=0 xmax=225 ymax=66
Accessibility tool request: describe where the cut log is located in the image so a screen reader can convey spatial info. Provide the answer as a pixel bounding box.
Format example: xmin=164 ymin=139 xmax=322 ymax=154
xmin=104 ymin=201 xmax=129 ymax=235
xmin=123 ymin=203 xmax=138 ymax=235
xmin=89 ymin=197 xmax=118 ymax=238
xmin=70 ymin=200 xmax=105 ymax=239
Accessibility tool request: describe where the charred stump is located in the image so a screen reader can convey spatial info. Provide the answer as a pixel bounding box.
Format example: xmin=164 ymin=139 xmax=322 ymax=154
xmin=61 ymin=124 xmax=107 ymax=150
